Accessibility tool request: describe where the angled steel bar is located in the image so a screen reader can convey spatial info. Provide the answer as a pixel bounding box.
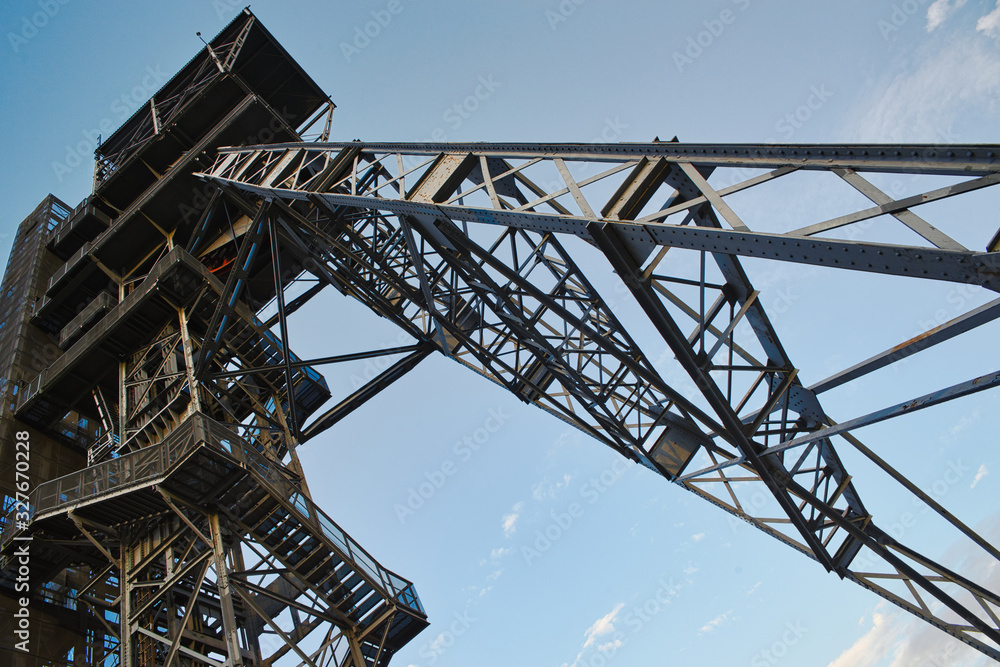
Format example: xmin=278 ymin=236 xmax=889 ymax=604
xmin=789 ymin=173 xmax=1000 ymax=238
xmin=835 ymin=427 xmax=1000 ymax=563
xmin=300 ymin=345 xmax=432 ymax=443
xmin=809 ymin=297 xmax=1000 ymax=394
xmin=209 ymin=344 xmax=425 ymax=381
xmin=231 ymin=584 xmax=320 ymax=667
xmin=786 ymin=481 xmax=1000 ymax=657
xmin=269 ymin=212 xmax=301 ymax=439
xmin=163 ymin=558 xmax=212 ymax=667
xmin=185 ymin=188 xmax=224 ymax=256
xmin=263 ymin=281 xmax=326 ymax=328
xmin=195 ymin=201 xmax=270 ymax=377
xmin=764 ymin=370 xmax=1000 ymax=456
xmin=833 ymin=167 xmax=966 ymax=251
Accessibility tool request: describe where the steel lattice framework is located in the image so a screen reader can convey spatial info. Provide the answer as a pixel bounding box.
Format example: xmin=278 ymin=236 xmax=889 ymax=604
xmin=1 ymin=10 xmax=998 ymax=665
xmin=196 ymin=140 xmax=1000 ymax=660
xmin=0 ymin=12 xmax=430 ymax=666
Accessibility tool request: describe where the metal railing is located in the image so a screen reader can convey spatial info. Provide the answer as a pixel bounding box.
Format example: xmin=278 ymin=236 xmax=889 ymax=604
xmin=225 ymin=422 xmax=423 ymax=616
xmin=0 ymin=417 xmax=199 ymax=548
xmin=0 ymin=413 xmax=425 ymax=619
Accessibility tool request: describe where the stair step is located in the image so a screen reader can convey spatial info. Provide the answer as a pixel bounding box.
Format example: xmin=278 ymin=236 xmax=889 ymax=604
xmin=347 ymin=588 xmax=382 ymax=622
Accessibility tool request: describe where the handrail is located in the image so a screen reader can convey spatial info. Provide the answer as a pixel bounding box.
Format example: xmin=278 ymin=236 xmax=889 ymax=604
xmin=0 ymin=413 xmax=425 ymax=619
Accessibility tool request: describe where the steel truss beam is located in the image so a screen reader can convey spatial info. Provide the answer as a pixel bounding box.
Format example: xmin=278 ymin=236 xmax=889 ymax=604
xmin=196 ymin=140 xmax=1000 ymax=660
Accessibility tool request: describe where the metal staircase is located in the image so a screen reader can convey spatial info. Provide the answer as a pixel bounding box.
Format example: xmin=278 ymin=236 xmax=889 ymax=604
xmin=0 ymin=413 xmax=426 ymax=665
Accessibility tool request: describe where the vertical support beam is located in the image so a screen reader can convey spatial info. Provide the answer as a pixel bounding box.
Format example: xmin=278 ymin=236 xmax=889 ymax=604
xmin=119 ymin=535 xmax=133 ymax=667
xmin=266 ymin=212 xmax=315 ymax=498
xmin=164 ymin=543 xmax=177 ymax=662
xmin=348 ymin=630 xmax=367 ymax=667
xmin=209 ymin=513 xmax=244 ymax=667
xmin=268 ymin=213 xmax=300 ymax=439
xmin=118 ymin=360 xmax=127 ymax=455
xmin=230 ymin=544 xmax=263 ymax=666
xmin=178 ymin=307 xmax=201 ymax=416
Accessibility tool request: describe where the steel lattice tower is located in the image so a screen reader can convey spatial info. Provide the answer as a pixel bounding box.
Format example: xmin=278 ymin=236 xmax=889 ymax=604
xmin=0 ymin=12 xmax=425 ymax=667
xmin=3 ymin=8 xmax=1000 ymax=666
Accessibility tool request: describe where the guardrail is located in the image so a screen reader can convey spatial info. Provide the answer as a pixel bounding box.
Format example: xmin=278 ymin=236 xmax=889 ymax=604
xmin=0 ymin=412 xmax=424 ymax=617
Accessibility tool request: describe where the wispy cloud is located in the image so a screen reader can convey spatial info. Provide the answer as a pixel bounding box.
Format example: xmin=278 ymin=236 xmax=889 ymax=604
xmin=597 ymin=639 xmax=624 ymax=652
xmin=582 ymin=603 xmax=625 ymax=649
xmin=691 ymin=532 xmax=706 ymax=543
xmin=978 ymin=1 xmax=1000 ymax=38
xmin=502 ymin=501 xmax=524 ymax=537
xmin=829 ymin=603 xmax=994 ymax=667
xmin=563 ymin=603 xmax=626 ymax=667
xmin=827 ymin=514 xmax=1000 ymax=667
xmin=489 ymin=546 xmax=512 ymax=560
xmin=532 ymin=473 xmax=573 ymax=501
xmin=826 ymin=606 xmax=903 ymax=667
xmin=926 ymin=0 xmax=967 ymax=32
xmin=970 ymin=464 xmax=989 ymax=489
xmin=478 ymin=546 xmax=514 ymax=567
xmin=698 ymin=609 xmax=733 ymax=635
xmin=845 ymin=37 xmax=1000 ymax=143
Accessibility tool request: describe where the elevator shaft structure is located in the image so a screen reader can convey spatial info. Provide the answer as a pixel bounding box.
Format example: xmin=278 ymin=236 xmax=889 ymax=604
xmin=197 ymin=140 xmax=1000 ymax=660
xmin=0 ymin=10 xmax=425 ymax=667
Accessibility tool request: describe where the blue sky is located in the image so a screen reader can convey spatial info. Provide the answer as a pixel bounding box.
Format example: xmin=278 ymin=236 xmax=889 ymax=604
xmin=2 ymin=1 xmax=1000 ymax=665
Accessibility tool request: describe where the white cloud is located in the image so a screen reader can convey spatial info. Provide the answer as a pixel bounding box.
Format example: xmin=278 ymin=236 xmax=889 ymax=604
xmin=563 ymin=603 xmax=627 ymax=667
xmin=597 ymin=639 xmax=623 ymax=653
xmin=486 ymin=568 xmax=503 ymax=581
xmin=827 ymin=514 xmax=1000 ymax=667
xmin=970 ymin=464 xmax=989 ymax=489
xmin=846 ymin=38 xmax=1000 ymax=143
xmin=698 ymin=609 xmax=733 ymax=635
xmin=691 ymin=532 xmax=706 ymax=542
xmin=489 ymin=546 xmax=512 ymax=560
xmin=826 ymin=607 xmax=904 ymax=667
xmin=582 ymin=603 xmax=625 ymax=649
xmin=532 ymin=473 xmax=573 ymax=501
xmin=502 ymin=501 xmax=523 ymax=537
xmin=978 ymin=1 xmax=1000 ymax=38
xmin=427 ymin=632 xmax=450 ymax=655
xmin=746 ymin=581 xmax=761 ymax=597
xmin=926 ymin=0 xmax=967 ymax=32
